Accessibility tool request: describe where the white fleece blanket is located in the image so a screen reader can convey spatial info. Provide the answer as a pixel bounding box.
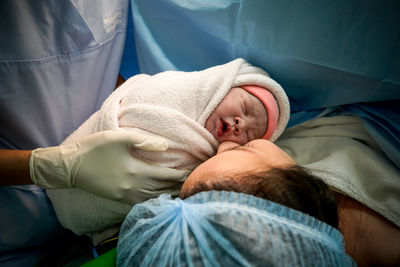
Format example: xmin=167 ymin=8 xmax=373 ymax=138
xmin=46 ymin=58 xmax=290 ymax=237
xmin=276 ymin=115 xmax=400 ymax=227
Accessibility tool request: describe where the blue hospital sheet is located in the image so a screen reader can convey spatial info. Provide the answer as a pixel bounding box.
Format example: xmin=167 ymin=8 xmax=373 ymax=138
xmin=0 ymin=0 xmax=129 ymax=265
xmin=124 ymin=0 xmax=400 ymax=169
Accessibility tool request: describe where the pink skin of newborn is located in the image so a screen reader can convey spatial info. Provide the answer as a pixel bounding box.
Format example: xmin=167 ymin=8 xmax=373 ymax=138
xmin=205 ymin=87 xmax=268 ymax=145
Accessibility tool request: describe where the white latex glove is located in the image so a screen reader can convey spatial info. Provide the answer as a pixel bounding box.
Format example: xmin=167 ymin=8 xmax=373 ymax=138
xmin=30 ymin=130 xmax=189 ymax=204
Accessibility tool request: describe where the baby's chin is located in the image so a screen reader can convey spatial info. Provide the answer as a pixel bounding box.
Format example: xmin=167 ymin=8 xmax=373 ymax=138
xmin=217 ymin=136 xmax=247 ymax=146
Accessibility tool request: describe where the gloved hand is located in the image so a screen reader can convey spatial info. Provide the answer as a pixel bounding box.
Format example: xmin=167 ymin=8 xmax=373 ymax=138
xmin=29 ymin=130 xmax=189 ymax=204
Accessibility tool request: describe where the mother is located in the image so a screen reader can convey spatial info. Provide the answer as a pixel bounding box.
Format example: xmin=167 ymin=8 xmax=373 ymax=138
xmin=177 ymin=115 xmax=400 ymax=266
xmin=115 ymin=119 xmax=400 ymax=266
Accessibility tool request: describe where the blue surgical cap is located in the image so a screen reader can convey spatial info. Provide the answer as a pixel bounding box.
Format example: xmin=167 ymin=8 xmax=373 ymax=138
xmin=117 ymin=191 xmax=355 ymax=266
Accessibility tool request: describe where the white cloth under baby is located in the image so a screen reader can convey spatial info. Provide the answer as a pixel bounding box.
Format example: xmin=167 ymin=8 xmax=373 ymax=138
xmin=276 ymin=115 xmax=400 ymax=227
xmin=46 ymin=58 xmax=290 ymax=237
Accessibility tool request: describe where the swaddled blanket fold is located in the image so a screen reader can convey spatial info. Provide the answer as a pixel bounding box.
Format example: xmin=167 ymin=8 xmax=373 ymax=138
xmin=46 ymin=58 xmax=290 ymax=236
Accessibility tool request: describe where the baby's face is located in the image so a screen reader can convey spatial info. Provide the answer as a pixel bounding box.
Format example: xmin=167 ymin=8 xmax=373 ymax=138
xmin=205 ymin=87 xmax=268 ymax=145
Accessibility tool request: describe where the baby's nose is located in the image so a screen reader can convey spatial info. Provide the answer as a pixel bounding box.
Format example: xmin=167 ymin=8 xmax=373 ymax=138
xmin=234 ymin=117 xmax=244 ymax=135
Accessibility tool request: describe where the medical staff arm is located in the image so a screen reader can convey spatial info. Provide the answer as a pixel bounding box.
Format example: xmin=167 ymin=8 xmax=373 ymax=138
xmin=0 ymin=150 xmax=32 ymax=186
xmin=2 ymin=130 xmax=189 ymax=204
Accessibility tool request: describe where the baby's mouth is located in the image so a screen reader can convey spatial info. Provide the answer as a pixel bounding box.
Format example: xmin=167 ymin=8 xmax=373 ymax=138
xmin=217 ymin=119 xmax=231 ymax=137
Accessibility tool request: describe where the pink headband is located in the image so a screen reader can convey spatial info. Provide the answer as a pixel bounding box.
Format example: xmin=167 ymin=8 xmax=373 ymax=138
xmin=241 ymin=85 xmax=279 ymax=140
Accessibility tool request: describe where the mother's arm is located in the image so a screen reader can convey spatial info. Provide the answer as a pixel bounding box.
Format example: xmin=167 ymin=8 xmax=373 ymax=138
xmin=336 ymin=193 xmax=400 ymax=266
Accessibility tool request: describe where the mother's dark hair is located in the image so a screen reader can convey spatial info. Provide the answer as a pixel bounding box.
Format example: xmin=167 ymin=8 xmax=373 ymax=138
xmin=180 ymin=164 xmax=338 ymax=228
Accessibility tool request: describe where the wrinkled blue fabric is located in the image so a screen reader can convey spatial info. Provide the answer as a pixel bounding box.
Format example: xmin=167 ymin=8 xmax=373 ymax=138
xmin=129 ymin=0 xmax=400 ymax=168
xmin=119 ymin=5 xmax=140 ymax=79
xmin=341 ymin=101 xmax=400 ymax=169
xmin=117 ymin=191 xmax=355 ymax=267
xmin=0 ymin=0 xmax=129 ymax=265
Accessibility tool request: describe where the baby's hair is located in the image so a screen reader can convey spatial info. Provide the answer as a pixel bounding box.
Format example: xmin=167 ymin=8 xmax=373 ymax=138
xmin=180 ymin=164 xmax=338 ymax=228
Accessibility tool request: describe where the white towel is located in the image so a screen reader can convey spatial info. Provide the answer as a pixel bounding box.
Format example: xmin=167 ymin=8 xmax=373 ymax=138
xmin=46 ymin=58 xmax=290 ymax=236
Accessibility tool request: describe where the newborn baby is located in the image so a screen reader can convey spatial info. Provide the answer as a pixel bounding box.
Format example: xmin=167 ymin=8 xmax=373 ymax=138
xmin=206 ymin=85 xmax=279 ymax=145
xmin=46 ymin=58 xmax=290 ymax=237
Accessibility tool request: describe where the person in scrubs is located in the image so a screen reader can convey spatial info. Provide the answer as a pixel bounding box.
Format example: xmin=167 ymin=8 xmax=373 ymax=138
xmin=0 ymin=1 xmax=184 ymax=266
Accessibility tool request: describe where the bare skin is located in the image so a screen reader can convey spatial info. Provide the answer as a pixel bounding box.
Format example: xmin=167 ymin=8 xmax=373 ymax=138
xmin=205 ymin=87 xmax=268 ymax=145
xmin=0 ymin=150 xmax=32 ymax=186
xmin=180 ymin=139 xmax=294 ymax=196
xmin=337 ymin=194 xmax=400 ymax=267
xmin=181 ymin=140 xmax=400 ymax=266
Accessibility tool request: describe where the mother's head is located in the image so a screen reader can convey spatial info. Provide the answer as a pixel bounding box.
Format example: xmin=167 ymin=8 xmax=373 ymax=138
xmin=180 ymin=139 xmax=338 ymax=228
